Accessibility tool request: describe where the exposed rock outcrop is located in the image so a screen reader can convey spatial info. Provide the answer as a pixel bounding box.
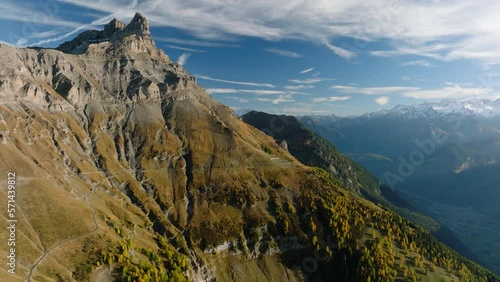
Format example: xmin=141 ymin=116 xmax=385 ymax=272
xmin=1 ymin=12 xmax=497 ymax=282
xmin=0 ymin=13 xmax=196 ymax=110
xmin=57 ymin=12 xmax=152 ymax=54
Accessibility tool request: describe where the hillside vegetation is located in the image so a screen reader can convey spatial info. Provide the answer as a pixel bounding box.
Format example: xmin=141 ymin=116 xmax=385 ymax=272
xmin=0 ymin=13 xmax=497 ymax=282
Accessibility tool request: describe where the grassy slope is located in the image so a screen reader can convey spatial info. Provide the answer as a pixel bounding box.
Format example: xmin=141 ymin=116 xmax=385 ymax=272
xmin=242 ymin=111 xmax=483 ymax=267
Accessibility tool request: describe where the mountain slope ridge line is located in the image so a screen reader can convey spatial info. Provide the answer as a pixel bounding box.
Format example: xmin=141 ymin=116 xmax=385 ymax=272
xmin=0 ymin=12 xmax=497 ymax=282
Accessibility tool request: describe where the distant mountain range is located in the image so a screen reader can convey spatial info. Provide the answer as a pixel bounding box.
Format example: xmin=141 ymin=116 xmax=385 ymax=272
xmin=301 ymin=99 xmax=500 ymax=274
xmin=1 ymin=13 xmax=497 ymax=281
xmin=360 ymin=98 xmax=500 ymax=119
xmin=242 ymin=110 xmax=480 ymax=260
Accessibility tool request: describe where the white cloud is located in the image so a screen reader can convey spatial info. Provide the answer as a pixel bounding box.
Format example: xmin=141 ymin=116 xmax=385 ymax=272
xmin=206 ymin=88 xmax=239 ymax=94
xmin=374 ymin=96 xmax=390 ymax=105
xmin=177 ymin=53 xmax=190 ymax=66
xmin=11 ymin=0 xmax=500 ymax=64
xmin=157 ymin=37 xmax=240 ymax=48
xmin=206 ymin=88 xmax=287 ymax=95
xmin=400 ymin=60 xmax=432 ymax=67
xmin=325 ymin=43 xmax=356 ymax=59
xmin=240 ymin=90 xmax=286 ymax=95
xmin=255 ymin=98 xmax=269 ymax=103
xmin=166 ymin=45 xmax=206 ymax=52
xmin=29 ymin=29 xmax=64 ymax=39
xmin=283 ymin=85 xmax=314 ymax=90
xmin=271 ymin=94 xmax=294 ymax=104
xmin=264 ymin=48 xmax=302 ymax=58
xmin=289 ymin=78 xmax=332 ymax=84
xmin=330 ymin=85 xmax=419 ymax=95
xmin=327 ymin=84 xmax=500 ymax=100
xmin=300 ymin=67 xmax=314 ymax=74
xmin=257 ymin=93 xmax=294 ymax=104
xmin=15 ymin=38 xmax=28 ymax=46
xmin=30 ymin=12 xmax=121 ymax=46
xmin=0 ymin=1 xmax=83 ymax=30
xmin=197 ymin=75 xmax=274 ymax=88
xmin=228 ymin=96 xmax=249 ymax=103
xmin=283 ymin=107 xmax=330 ymax=115
xmin=312 ymin=96 xmax=351 ymax=102
xmin=402 ymin=85 xmax=499 ymax=99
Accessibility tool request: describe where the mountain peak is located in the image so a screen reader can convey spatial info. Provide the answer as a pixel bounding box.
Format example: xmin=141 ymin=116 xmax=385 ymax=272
xmin=57 ymin=12 xmax=153 ymax=54
xmin=125 ymin=12 xmax=150 ymax=36
xmin=103 ymin=18 xmax=126 ymax=37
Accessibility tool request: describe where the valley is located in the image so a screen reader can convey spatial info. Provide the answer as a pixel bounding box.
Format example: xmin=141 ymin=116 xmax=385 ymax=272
xmin=301 ymin=101 xmax=500 ymax=274
xmin=0 ymin=11 xmax=498 ymax=282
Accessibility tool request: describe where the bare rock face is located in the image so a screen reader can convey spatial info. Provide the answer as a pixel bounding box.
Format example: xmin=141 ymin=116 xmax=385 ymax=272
xmin=1 ymin=12 xmax=496 ymax=282
xmin=0 ymin=12 xmax=307 ymax=282
xmin=103 ymin=18 xmax=126 ymax=37
xmin=124 ymin=12 xmax=150 ymax=36
xmin=57 ymin=12 xmax=154 ymax=55
xmin=0 ymin=12 xmax=195 ymax=110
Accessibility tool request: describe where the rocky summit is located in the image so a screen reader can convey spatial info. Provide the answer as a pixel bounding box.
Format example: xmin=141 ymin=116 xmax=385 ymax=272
xmin=0 ymin=13 xmax=498 ymax=282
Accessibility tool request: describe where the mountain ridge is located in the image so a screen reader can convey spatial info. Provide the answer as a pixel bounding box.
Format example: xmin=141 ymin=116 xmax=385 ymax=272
xmin=362 ymin=98 xmax=500 ymax=120
xmin=57 ymin=12 xmax=153 ymax=54
xmin=301 ymin=102 xmax=500 ymax=274
xmin=242 ymin=110 xmax=481 ymax=263
xmin=0 ymin=13 xmax=498 ymax=282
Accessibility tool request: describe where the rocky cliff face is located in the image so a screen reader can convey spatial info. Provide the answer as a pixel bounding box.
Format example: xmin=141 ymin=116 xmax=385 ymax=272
xmin=0 ymin=13 xmax=497 ymax=282
xmin=0 ymin=12 xmax=192 ymax=111
xmin=0 ymin=13 xmax=310 ymax=281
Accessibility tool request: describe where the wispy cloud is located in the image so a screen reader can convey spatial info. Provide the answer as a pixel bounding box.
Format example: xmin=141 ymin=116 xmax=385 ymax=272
xmin=257 ymin=93 xmax=294 ymax=104
xmin=0 ymin=0 xmax=110 ymax=46
xmin=330 ymin=85 xmax=419 ymax=95
xmin=29 ymin=29 xmax=64 ymax=39
xmin=328 ymin=83 xmax=500 ymax=100
xmin=30 ymin=12 xmax=119 ymax=46
xmin=206 ymin=88 xmax=239 ymax=94
xmin=177 ymin=53 xmax=190 ymax=66
xmin=264 ymin=48 xmax=302 ymax=58
xmin=400 ymin=60 xmax=432 ymax=67
xmin=300 ymin=67 xmax=314 ymax=74
xmin=228 ymin=96 xmax=249 ymax=103
xmin=402 ymin=85 xmax=499 ymax=99
xmin=289 ymin=78 xmax=332 ymax=84
xmin=166 ymin=45 xmax=206 ymax=52
xmin=374 ymin=96 xmax=390 ymax=105
xmin=283 ymin=107 xmax=330 ymax=115
xmin=157 ymin=37 xmax=240 ymax=48
xmin=241 ymin=90 xmax=286 ymax=95
xmin=197 ymin=75 xmax=274 ymax=88
xmin=312 ymin=96 xmax=351 ymax=102
xmin=14 ymin=0 xmax=500 ymax=64
xmin=207 ymin=88 xmax=284 ymax=95
xmin=284 ymin=84 xmax=315 ymax=90
xmin=0 ymin=1 xmax=83 ymax=30
xmin=325 ymin=43 xmax=356 ymax=59
xmin=274 ymin=96 xmax=294 ymax=104
xmin=207 ymin=88 xmax=307 ymax=97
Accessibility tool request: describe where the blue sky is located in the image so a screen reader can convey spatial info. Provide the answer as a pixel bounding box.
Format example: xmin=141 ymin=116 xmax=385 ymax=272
xmin=2 ymin=0 xmax=500 ymax=116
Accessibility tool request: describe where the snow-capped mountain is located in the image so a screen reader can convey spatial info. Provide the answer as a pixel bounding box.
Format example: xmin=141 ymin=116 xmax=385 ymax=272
xmin=363 ymin=98 xmax=500 ymax=119
xmin=361 ymin=103 xmax=440 ymax=119
xmin=429 ymin=98 xmax=500 ymax=117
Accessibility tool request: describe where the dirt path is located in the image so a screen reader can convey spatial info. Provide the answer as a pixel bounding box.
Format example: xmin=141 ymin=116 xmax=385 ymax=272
xmin=26 ymin=187 xmax=100 ymax=281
